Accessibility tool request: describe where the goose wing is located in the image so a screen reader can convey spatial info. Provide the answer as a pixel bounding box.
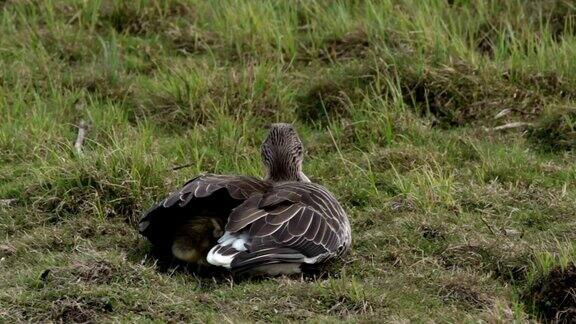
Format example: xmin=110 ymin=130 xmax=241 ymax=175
xmin=224 ymin=182 xmax=351 ymax=272
xmin=139 ymin=174 xmax=269 ymax=247
xmin=160 ymin=174 xmax=268 ymax=207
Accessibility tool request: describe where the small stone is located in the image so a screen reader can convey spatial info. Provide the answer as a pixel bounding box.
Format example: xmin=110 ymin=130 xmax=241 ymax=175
xmin=501 ymin=228 xmax=521 ymax=237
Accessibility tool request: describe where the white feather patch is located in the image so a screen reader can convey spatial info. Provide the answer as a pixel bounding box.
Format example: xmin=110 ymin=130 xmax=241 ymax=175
xmin=206 ymin=231 xmax=250 ymax=268
xmin=206 ymin=247 xmax=236 ymax=268
xmin=303 ymin=255 xmax=323 ymax=264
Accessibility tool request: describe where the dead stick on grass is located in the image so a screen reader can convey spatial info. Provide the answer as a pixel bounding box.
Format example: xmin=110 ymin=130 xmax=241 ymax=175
xmin=491 ymin=122 xmax=533 ymax=131
xmin=74 ymin=120 xmax=87 ymax=154
xmin=479 ymin=216 xmax=497 ymax=236
xmin=171 ymin=163 xmax=195 ymax=171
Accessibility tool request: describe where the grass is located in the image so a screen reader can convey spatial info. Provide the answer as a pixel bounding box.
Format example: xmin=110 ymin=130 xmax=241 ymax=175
xmin=1 ymin=0 xmax=575 ymax=321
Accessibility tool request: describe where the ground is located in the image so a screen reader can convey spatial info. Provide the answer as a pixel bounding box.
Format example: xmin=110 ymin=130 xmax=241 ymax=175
xmin=1 ymin=0 xmax=576 ymax=322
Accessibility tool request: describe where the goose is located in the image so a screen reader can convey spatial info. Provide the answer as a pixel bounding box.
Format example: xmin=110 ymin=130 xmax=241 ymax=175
xmin=139 ymin=123 xmax=352 ymax=275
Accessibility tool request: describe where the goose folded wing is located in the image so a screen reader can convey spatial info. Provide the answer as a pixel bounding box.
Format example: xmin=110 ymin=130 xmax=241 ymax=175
xmin=225 ymin=187 xmax=345 ymax=271
xmin=139 ymin=174 xmax=268 ymax=243
xmin=161 ymin=174 xmax=268 ymax=208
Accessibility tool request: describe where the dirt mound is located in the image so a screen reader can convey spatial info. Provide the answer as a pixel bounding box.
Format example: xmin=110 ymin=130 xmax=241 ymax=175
xmin=74 ymin=260 xmax=116 ymax=284
xmin=319 ymin=28 xmax=371 ymax=62
xmin=528 ymin=107 xmax=576 ymax=152
xmin=525 ymin=264 xmax=576 ymax=322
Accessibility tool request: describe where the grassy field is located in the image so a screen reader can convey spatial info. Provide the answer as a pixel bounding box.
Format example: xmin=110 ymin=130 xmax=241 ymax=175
xmin=1 ymin=0 xmax=575 ymax=322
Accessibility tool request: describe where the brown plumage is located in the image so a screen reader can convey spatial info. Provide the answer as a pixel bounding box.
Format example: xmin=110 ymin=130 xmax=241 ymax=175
xmin=139 ymin=123 xmax=351 ymax=275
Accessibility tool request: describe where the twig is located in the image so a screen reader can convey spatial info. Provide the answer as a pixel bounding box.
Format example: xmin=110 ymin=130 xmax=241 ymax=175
xmin=494 ymin=108 xmax=511 ymax=119
xmin=491 ymin=122 xmax=533 ymax=131
xmin=479 ymin=216 xmax=497 ymax=236
xmin=171 ymin=163 xmax=195 ymax=171
xmin=74 ymin=120 xmax=87 ymax=154
xmin=327 ymin=301 xmax=343 ymax=314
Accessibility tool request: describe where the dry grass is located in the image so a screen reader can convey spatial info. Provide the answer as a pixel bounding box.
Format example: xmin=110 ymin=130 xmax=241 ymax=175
xmin=1 ymin=0 xmax=576 ymax=322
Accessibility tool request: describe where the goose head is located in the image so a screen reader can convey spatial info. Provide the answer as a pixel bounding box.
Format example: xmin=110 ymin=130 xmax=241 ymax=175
xmin=261 ymin=123 xmax=310 ymax=183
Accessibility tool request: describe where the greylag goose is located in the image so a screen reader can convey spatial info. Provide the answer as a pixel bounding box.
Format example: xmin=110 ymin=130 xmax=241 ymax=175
xmin=139 ymin=123 xmax=351 ymax=275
